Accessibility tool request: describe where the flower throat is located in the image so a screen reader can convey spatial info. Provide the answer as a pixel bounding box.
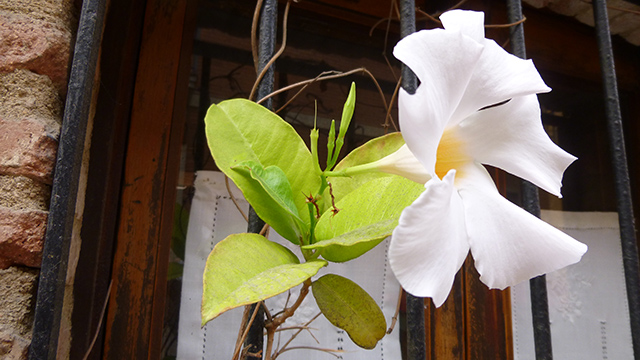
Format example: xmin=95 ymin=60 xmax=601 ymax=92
xmin=435 ymin=128 xmax=470 ymax=180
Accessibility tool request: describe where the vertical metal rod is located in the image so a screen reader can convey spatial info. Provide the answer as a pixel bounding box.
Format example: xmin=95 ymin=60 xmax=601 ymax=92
xmin=506 ymin=1 xmax=554 ymax=359
xmin=399 ymin=1 xmax=427 ymax=360
xmin=243 ymin=0 xmax=277 ymax=359
xmin=591 ymin=0 xmax=640 ymax=357
xmin=28 ymin=1 xmax=107 ymax=359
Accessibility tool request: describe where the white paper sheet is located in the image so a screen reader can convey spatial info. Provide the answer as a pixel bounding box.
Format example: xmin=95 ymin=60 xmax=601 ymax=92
xmin=512 ymin=210 xmax=633 ymax=359
xmin=177 ymin=171 xmax=402 ymax=360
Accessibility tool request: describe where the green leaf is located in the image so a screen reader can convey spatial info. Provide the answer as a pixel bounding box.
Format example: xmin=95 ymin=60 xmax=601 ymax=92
xmin=312 ymin=274 xmax=386 ymax=349
xmin=232 ymin=161 xmax=306 ymax=243
xmin=202 ymin=233 xmax=327 ymax=325
xmin=305 ymin=176 xmax=423 ymax=262
xmin=329 ymin=132 xmax=405 ymax=204
xmin=205 ymin=99 xmax=321 ymax=233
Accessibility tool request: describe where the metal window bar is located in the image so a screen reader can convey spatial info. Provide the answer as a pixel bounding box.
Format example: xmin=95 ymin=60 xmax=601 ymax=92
xmin=506 ymin=1 xmax=554 ymax=359
xmin=29 ymin=0 xmax=107 ymax=359
xmin=244 ymin=0 xmax=278 ymax=359
xmin=591 ymin=0 xmax=640 ymax=358
xmin=399 ymin=1 xmax=428 ymax=360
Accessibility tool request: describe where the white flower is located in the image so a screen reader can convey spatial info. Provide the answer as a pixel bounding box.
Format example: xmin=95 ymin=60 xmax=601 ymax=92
xmin=381 ymin=10 xmax=587 ymax=307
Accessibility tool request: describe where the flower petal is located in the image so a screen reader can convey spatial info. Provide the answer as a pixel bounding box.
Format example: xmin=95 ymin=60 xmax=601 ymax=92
xmin=440 ymin=9 xmax=485 ymax=43
xmin=370 ymin=144 xmax=431 ymax=184
xmin=456 ymin=163 xmax=587 ymax=289
xmin=394 ymin=30 xmax=483 ymax=173
xmin=457 ymin=95 xmax=576 ymax=197
xmin=450 ymin=40 xmax=551 ymax=124
xmin=390 ymin=170 xmax=469 ymax=307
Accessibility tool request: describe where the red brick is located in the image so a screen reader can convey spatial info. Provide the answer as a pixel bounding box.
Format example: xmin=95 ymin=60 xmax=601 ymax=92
xmin=0 ymin=206 xmax=48 ymax=269
xmin=0 ymin=12 xmax=72 ymax=95
xmin=0 ymin=118 xmax=58 ymax=184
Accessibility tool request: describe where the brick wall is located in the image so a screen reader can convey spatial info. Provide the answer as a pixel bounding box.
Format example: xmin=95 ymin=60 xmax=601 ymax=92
xmin=0 ymin=1 xmax=77 ymax=358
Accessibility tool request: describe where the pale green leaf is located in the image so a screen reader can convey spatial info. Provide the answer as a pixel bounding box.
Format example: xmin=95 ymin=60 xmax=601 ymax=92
xmin=202 ymin=233 xmax=327 ymax=325
xmin=312 ymin=274 xmax=386 ymax=349
xmin=205 ymin=99 xmax=321 ymax=233
xmin=306 ymin=176 xmax=423 ymax=262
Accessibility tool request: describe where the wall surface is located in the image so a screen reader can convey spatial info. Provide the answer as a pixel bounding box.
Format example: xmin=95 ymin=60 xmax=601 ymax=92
xmin=0 ymin=0 xmax=77 ymax=358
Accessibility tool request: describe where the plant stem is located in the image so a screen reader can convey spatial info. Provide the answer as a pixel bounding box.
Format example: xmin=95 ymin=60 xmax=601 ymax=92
xmin=306 ymin=202 xmax=316 ymax=246
xmin=264 ymin=280 xmax=312 ymax=360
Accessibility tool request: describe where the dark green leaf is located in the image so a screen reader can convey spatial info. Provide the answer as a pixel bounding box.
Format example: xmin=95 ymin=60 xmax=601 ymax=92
xmin=312 ymin=274 xmax=386 ymax=349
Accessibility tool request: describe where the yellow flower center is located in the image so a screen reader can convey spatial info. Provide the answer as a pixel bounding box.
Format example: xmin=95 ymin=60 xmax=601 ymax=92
xmin=435 ymin=128 xmax=470 ymax=180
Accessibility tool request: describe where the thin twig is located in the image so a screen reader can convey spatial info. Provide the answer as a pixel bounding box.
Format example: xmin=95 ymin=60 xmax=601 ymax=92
xmin=225 ymin=175 xmax=248 ymax=223
xmin=304 ymin=325 xmax=321 ymax=345
xmin=274 ymin=291 xmax=293 ymax=356
xmin=485 ymin=16 xmax=527 ymax=28
xmin=249 ymin=0 xmax=292 ymax=101
xmin=272 ymin=312 xmax=322 ymax=359
xmin=417 ymin=6 xmax=527 ymax=29
xmin=273 ymin=80 xmax=319 ymax=113
xmin=383 ymin=0 xmax=399 ymax=81
xmin=82 ymin=280 xmax=113 ymax=360
xmin=383 ymin=76 xmax=402 ymax=133
xmin=369 ymin=16 xmax=396 ymax=37
xmin=262 ymin=69 xmax=361 ymax=108
xmin=275 ymin=325 xmax=318 ymax=332
xmin=276 ymin=346 xmax=344 ymax=357
xmin=251 ymin=0 xmax=264 ymax=72
xmin=232 ymin=302 xmax=263 ymax=360
xmin=260 ymin=68 xmax=393 ymax=128
xmin=262 ymin=300 xmax=273 ymax=323
xmin=265 ymin=281 xmax=312 ymax=360
xmin=233 ymin=306 xmax=252 ymax=360
xmin=416 ymin=8 xmax=442 ymax=25
xmin=449 ymin=0 xmax=468 ymax=10
xmin=417 ymin=0 xmax=468 ymax=24
xmin=387 ymin=287 xmax=404 ymax=334
xmin=259 ymin=223 xmax=270 ymax=236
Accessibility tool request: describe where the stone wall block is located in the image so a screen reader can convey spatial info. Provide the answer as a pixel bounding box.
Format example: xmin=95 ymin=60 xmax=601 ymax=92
xmin=0 ymin=117 xmax=59 ymax=184
xmin=0 ymin=266 xmax=38 ymax=336
xmin=0 ymin=206 xmax=48 ymax=269
xmin=0 ymin=69 xmax=63 ymax=123
xmin=0 ymin=175 xmax=51 ymax=211
xmin=0 ymin=328 xmax=30 ymax=360
xmin=0 ymin=0 xmax=77 ymax=30
xmin=0 ymin=11 xmax=73 ymax=95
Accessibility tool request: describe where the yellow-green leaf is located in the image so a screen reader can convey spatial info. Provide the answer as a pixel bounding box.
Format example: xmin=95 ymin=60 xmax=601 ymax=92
xmin=205 ymin=99 xmax=321 ymax=238
xmin=305 ymin=176 xmax=423 ymax=262
xmin=201 ymin=233 xmax=327 ymax=325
